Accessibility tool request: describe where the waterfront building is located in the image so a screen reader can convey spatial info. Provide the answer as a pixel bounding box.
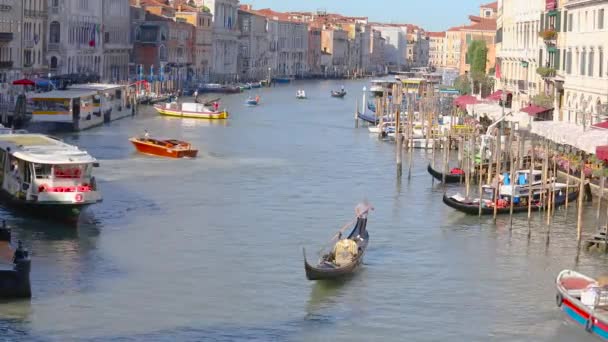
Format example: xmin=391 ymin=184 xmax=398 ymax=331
xmin=175 ymin=3 xmax=213 ymax=83
xmin=0 ymin=0 xmax=23 ymax=86
xmin=23 ymin=0 xmax=47 ymax=79
xmin=206 ymin=0 xmax=239 ymax=83
xmin=444 ymin=27 xmax=463 ymax=70
xmin=321 ymin=26 xmax=349 ymax=77
xmin=428 ymin=32 xmax=447 ymax=68
xmin=237 ymin=6 xmax=272 ymax=81
xmin=256 ymin=8 xmax=308 ymax=79
xmin=47 ymin=0 xmax=103 ymax=78
xmin=458 ymin=14 xmax=497 ymax=76
xmin=370 ymin=29 xmax=386 ymax=75
xmin=370 ymin=24 xmax=408 ymax=72
xmin=307 ymin=25 xmax=323 ymax=77
xmin=561 ymin=0 xmax=608 ymax=125
xmin=496 ymin=0 xmax=544 ymax=111
xmin=102 ymin=0 xmax=132 ymax=82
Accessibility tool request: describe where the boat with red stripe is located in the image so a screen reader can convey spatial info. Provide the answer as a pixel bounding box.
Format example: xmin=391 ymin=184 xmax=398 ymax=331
xmin=556 ymin=269 xmax=608 ymax=339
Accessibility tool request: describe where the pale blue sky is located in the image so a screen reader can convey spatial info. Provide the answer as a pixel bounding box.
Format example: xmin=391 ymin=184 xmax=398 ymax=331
xmin=243 ymin=0 xmax=488 ymax=31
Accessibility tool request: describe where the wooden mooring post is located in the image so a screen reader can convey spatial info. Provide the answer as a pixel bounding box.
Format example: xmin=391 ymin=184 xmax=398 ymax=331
xmin=597 ymin=168 xmax=605 ymax=232
xmin=577 ymin=156 xmax=585 ymax=243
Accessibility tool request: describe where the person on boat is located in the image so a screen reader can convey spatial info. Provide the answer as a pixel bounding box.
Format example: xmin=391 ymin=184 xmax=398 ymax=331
xmin=255 ymin=95 xmax=260 ymax=103
xmin=193 ymin=90 xmax=198 ymax=99
xmin=341 ymin=86 xmax=345 ymax=93
xmin=213 ymin=102 xmax=219 ymax=111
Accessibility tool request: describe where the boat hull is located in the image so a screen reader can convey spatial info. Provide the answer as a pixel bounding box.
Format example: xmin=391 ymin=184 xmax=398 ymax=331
xmin=442 ymin=190 xmax=579 ymax=215
xmin=304 ymin=218 xmax=368 ymax=281
xmin=428 ymin=164 xmax=464 ymax=183
xmin=154 ymin=105 xmax=228 ymax=120
xmin=557 ymin=270 xmax=608 ymax=340
xmin=130 ymin=139 xmax=198 ymax=158
xmin=0 ymin=189 xmax=94 ymax=223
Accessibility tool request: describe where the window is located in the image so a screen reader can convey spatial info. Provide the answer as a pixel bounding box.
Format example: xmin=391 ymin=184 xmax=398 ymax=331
xmin=600 ymin=49 xmax=604 ymax=77
xmin=568 ymin=13 xmax=573 ymax=31
xmin=49 ymin=21 xmax=60 ymax=43
xmin=589 ymin=49 xmax=594 ymax=76
xmin=567 ymin=50 xmax=572 ymax=74
xmin=580 ymin=49 xmax=586 ymax=75
xmin=600 ymin=9 xmax=605 ymax=30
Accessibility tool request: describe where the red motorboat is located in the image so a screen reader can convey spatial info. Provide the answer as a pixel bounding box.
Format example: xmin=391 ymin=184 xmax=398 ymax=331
xmin=130 ymin=136 xmax=198 ymax=158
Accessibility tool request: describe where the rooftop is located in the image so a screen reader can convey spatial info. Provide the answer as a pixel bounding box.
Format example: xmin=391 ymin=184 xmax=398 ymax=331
xmin=0 ymin=134 xmax=97 ymax=165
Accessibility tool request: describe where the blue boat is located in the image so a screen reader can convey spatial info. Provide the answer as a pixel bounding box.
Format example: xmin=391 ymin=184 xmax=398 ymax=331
xmin=273 ymin=77 xmax=292 ymax=84
xmin=557 ymin=270 xmax=608 ymax=340
xmin=246 ymin=96 xmax=260 ymax=106
xmin=367 ymin=102 xmax=376 ymax=112
xmin=357 ymin=111 xmax=379 ymax=124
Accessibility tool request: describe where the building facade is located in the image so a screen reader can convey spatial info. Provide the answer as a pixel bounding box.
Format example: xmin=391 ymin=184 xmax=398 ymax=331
xmin=562 ymin=0 xmax=608 ymax=125
xmin=102 ymin=0 xmax=131 ymax=82
xmin=47 ymin=0 xmax=104 ymax=77
xmin=371 ymin=24 xmax=407 ymax=72
xmin=207 ymin=0 xmax=239 ymax=82
xmin=237 ymin=6 xmax=271 ymax=81
xmin=176 ymin=5 xmax=213 ymax=83
xmin=428 ymin=32 xmax=446 ymax=68
xmin=0 ymin=0 xmax=23 ymax=85
xmin=23 ymin=0 xmax=47 ymax=79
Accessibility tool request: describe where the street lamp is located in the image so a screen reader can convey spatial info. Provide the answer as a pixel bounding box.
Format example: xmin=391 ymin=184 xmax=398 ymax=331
xmin=362 ymin=86 xmax=367 ymax=113
xmin=581 ymin=98 xmax=589 ymax=131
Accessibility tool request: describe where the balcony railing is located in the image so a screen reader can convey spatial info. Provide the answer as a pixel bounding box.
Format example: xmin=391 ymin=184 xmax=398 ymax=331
xmin=0 ymin=61 xmax=13 ymax=69
xmin=47 ymin=43 xmax=61 ymax=51
xmin=0 ymin=32 xmax=13 ymax=43
xmin=50 ymin=6 xmax=60 ymax=15
xmin=24 ymin=40 xmax=34 ymax=49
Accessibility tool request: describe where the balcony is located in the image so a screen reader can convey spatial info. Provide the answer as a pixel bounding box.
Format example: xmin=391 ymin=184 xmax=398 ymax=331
xmin=0 ymin=61 xmax=13 ymax=69
xmin=47 ymin=43 xmax=61 ymax=52
xmin=540 ymin=29 xmax=557 ymax=44
xmin=24 ymin=40 xmax=34 ymax=49
xmin=0 ymin=32 xmax=13 ymax=43
xmin=537 ymin=66 xmax=556 ymax=78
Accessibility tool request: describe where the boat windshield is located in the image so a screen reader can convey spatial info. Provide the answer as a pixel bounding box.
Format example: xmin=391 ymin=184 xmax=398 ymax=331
xmin=481 ymin=187 xmax=495 ymax=201
xmin=45 ymin=164 xmax=91 ymax=179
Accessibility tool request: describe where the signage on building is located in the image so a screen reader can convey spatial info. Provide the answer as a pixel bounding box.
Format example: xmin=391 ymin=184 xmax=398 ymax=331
xmin=546 ymin=0 xmax=556 ymax=11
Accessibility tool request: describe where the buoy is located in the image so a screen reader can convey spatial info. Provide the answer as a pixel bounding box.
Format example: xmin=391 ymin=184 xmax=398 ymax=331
xmin=75 ymin=194 xmax=83 ymax=202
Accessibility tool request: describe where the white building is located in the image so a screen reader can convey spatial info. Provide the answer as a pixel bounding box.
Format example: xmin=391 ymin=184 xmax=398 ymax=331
xmin=237 ymin=6 xmax=271 ymax=81
xmin=47 ymin=0 xmax=103 ymax=77
xmin=102 ymin=0 xmax=132 ymax=82
xmin=206 ymin=0 xmax=239 ymax=82
xmin=562 ymin=0 xmax=608 ymax=125
xmin=370 ymin=24 xmax=407 ymax=72
xmin=496 ymin=0 xmax=544 ymax=111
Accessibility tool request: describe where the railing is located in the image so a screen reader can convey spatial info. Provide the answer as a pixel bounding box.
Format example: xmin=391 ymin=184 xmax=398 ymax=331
xmin=50 ymin=6 xmax=60 ymax=15
xmin=24 ymin=9 xmax=35 ymax=17
xmin=47 ymin=43 xmax=61 ymax=51
xmin=36 ymin=10 xmax=47 ymax=18
xmin=24 ymin=40 xmax=34 ymax=49
xmin=0 ymin=61 xmax=13 ymax=69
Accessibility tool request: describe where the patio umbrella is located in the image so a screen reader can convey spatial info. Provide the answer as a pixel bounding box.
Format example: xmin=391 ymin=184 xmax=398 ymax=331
xmin=12 ymin=79 xmax=35 ymax=86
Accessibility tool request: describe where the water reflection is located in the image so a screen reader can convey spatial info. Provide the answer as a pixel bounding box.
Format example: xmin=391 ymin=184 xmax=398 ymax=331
xmin=0 ymin=299 xmax=32 ymax=321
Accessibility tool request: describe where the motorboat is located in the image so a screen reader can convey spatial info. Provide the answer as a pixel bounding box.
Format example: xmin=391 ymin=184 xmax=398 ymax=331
xmin=130 ymin=135 xmax=198 ymax=158
xmin=331 ymin=89 xmax=347 ymax=98
xmin=296 ymin=90 xmax=307 ymax=99
xmin=246 ymin=96 xmax=260 ymax=106
xmin=154 ymin=101 xmax=229 ymax=120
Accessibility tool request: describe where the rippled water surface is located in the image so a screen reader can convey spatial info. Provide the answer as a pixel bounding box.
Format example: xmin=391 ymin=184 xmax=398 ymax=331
xmin=0 ymin=79 xmax=607 ymax=341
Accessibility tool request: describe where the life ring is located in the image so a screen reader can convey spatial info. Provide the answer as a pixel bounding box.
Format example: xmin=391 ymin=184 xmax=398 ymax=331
xmin=586 ymin=317 xmax=594 ymax=332
xmin=75 ymin=194 xmax=83 ymax=203
xmin=556 ymin=293 xmax=563 ymax=307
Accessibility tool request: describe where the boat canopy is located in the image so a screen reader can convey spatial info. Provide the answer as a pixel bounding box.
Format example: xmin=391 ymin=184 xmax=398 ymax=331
xmin=0 ymin=134 xmax=97 ymax=165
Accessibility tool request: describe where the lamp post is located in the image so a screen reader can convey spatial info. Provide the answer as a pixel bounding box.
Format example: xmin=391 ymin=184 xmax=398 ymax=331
xmin=362 ymin=86 xmax=367 ymax=114
xmin=267 ymin=67 xmax=271 ymax=84
xmin=582 ymin=98 xmax=589 ymax=131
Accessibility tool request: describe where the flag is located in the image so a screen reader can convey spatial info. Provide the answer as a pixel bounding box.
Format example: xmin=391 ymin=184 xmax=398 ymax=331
xmin=89 ymin=23 xmax=96 ymax=47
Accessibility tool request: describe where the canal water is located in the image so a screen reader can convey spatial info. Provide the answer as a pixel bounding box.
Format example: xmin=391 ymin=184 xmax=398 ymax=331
xmin=1 ymin=79 xmax=608 ymax=341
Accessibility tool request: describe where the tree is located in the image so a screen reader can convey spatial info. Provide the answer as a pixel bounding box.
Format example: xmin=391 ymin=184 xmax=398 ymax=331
xmin=466 ymin=40 xmax=489 ymax=95
xmin=454 ymin=74 xmax=471 ymax=95
xmin=531 ymin=93 xmax=554 ymax=108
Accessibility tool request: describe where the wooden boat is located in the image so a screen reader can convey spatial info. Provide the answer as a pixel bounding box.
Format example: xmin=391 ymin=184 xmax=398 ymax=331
xmin=331 ymin=90 xmax=347 ymax=98
xmin=556 ymin=270 xmax=608 ymax=339
xmin=273 ymin=77 xmax=292 ymax=84
xmin=443 ymin=184 xmax=579 ymax=215
xmin=303 ymin=204 xmax=372 ymax=280
xmin=357 ymin=111 xmax=380 ymax=124
xmin=427 ymin=164 xmax=464 ymax=183
xmin=250 ymin=82 xmax=262 ymax=88
xmin=130 ymin=136 xmax=198 ymax=158
xmin=154 ymin=102 xmax=228 ymax=120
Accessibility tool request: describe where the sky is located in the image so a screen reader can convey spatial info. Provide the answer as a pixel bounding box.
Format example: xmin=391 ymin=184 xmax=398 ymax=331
xmin=244 ymin=0 xmax=487 ymax=32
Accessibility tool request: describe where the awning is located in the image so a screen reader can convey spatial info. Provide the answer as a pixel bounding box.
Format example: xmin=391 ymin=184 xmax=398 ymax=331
xmin=593 ymin=121 xmax=608 ymax=129
xmin=485 ymin=90 xmax=511 ymax=101
xmin=521 ymin=104 xmax=552 ymax=116
xmin=597 ymin=146 xmax=608 ymax=162
xmin=454 ymin=95 xmax=479 ymax=109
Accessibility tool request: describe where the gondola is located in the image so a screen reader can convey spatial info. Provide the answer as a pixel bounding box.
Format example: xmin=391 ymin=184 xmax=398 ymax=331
xmin=442 ymin=187 xmax=579 ymax=215
xmin=357 ymin=111 xmax=380 ymax=124
xmin=331 ymin=90 xmax=347 ymax=98
xmin=304 ymin=204 xmax=372 ymax=281
xmin=427 ymin=164 xmax=464 ymax=183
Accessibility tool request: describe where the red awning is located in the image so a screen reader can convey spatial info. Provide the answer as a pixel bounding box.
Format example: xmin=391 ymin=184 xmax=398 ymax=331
xmin=593 ymin=121 xmax=608 ymax=129
xmin=454 ymin=95 xmax=479 ymax=109
xmin=597 ymin=145 xmax=608 ymax=162
xmin=485 ymin=90 xmax=511 ymax=101
xmin=520 ymin=104 xmax=552 ymax=115
xmin=12 ymin=79 xmax=35 ymax=86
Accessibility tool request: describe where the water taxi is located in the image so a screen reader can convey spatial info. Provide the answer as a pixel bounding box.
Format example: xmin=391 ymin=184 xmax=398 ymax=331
xmin=154 ymin=102 xmax=229 ymax=120
xmin=296 ymin=90 xmax=307 ymax=99
xmin=0 ymin=134 xmax=102 ymax=222
xmin=130 ymin=136 xmax=198 ymax=158
xmin=246 ymin=96 xmax=260 ymax=106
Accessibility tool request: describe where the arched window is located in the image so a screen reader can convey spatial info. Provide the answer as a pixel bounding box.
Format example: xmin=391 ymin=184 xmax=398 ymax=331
xmin=49 ymin=21 xmax=60 ymax=43
xmin=135 ymin=27 xmax=141 ymax=41
xmin=50 ymin=56 xmax=58 ymax=69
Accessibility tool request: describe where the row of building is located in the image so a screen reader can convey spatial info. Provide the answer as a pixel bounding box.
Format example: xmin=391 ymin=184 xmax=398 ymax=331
xmin=0 ymin=0 xmax=444 ymax=92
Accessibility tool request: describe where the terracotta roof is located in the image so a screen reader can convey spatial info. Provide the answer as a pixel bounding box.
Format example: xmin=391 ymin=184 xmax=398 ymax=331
xmin=480 ymin=1 xmax=498 ymax=10
xmin=427 ymin=31 xmax=446 ymax=38
xmin=461 ymin=17 xmax=496 ymax=31
xmin=447 ymin=26 xmax=463 ymax=32
xmin=137 ymin=0 xmax=172 ymax=8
